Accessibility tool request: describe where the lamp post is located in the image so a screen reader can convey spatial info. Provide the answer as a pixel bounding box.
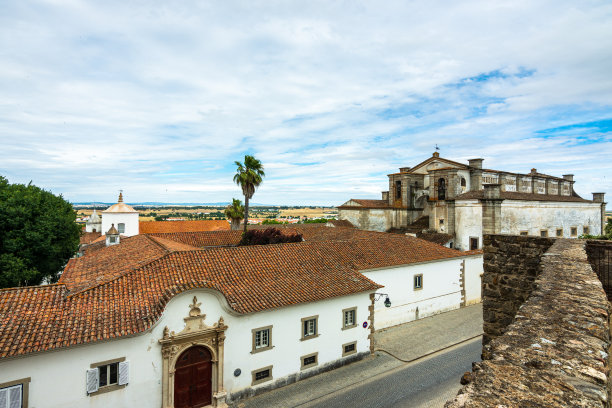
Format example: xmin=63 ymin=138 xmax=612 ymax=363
xmin=374 ymin=293 xmax=392 ymax=308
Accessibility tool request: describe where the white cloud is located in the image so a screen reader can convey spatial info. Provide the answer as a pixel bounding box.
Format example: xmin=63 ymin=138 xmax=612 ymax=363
xmin=0 ymin=0 xmax=611 ymax=205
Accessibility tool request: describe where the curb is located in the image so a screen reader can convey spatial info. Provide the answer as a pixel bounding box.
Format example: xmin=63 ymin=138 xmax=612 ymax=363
xmin=374 ymin=333 xmax=484 ymax=363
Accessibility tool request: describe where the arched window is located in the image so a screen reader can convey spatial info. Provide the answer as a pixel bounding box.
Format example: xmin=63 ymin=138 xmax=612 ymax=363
xmin=460 ymin=177 xmax=467 ymax=192
xmin=438 ymin=178 xmax=446 ymax=200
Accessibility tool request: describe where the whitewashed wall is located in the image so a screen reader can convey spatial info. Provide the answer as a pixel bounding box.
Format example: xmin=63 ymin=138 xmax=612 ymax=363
xmin=101 ymin=212 xmax=139 ymax=237
xmin=464 ymin=254 xmax=484 ymax=305
xmin=500 ymin=201 xmax=604 ymax=237
xmin=362 ymin=259 xmax=463 ymax=329
xmin=0 ymin=289 xmax=371 ymax=407
xmin=455 ymin=200 xmax=483 ymax=251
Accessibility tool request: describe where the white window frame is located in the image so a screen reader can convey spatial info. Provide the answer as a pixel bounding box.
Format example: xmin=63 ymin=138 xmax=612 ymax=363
xmin=251 ymin=325 xmax=273 ymax=353
xmin=87 ymin=358 xmax=129 ymax=396
xmin=301 ymin=315 xmax=319 ymax=340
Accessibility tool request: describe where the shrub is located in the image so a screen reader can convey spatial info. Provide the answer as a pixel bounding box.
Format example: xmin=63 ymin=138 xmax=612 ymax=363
xmin=239 ymin=228 xmax=302 ymax=246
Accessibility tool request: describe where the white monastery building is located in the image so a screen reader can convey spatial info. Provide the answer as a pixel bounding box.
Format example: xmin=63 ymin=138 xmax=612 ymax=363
xmin=338 ymin=152 xmax=607 ymax=251
xmin=0 ymin=209 xmax=482 ymax=408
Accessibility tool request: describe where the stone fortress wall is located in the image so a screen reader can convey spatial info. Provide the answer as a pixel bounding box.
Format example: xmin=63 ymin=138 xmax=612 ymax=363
xmin=446 ymin=235 xmax=611 ymax=407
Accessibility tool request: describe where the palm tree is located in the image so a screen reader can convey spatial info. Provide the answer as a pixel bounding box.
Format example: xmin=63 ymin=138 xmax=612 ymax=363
xmin=224 ymin=198 xmax=244 ymax=231
xmin=233 ymin=155 xmax=265 ymax=233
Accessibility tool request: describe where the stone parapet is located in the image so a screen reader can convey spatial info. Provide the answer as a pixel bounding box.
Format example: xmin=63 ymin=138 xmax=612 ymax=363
xmin=446 ymin=237 xmax=611 ymax=407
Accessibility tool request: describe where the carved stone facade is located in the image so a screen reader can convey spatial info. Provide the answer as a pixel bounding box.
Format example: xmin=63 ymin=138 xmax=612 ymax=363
xmin=339 ymin=152 xmax=607 ymax=251
xmin=159 ymin=296 xmax=228 ymax=408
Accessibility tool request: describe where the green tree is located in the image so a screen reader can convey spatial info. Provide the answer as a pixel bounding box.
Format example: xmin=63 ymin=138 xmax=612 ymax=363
xmin=224 ymin=198 xmax=245 ymax=230
xmin=233 ymin=155 xmax=265 ymax=233
xmin=0 ymin=176 xmax=81 ymax=288
xmin=605 ymin=217 xmax=612 ymax=239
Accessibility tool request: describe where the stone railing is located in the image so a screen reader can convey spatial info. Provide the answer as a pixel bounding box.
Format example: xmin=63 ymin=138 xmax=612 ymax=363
xmin=446 ymin=236 xmax=611 ymax=407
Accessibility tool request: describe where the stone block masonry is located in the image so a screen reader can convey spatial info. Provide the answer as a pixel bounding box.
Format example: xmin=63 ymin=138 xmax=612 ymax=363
xmin=446 ymin=236 xmax=611 ymax=407
xmin=481 ymin=234 xmax=554 ymax=344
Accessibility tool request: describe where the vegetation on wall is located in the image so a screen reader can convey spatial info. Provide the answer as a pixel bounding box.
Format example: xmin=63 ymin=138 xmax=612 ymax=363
xmin=0 ymin=176 xmax=81 ymax=288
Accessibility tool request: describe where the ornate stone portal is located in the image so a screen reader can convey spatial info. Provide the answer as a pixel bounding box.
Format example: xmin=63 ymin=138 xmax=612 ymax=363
xmin=159 ymin=296 xmax=228 ymax=408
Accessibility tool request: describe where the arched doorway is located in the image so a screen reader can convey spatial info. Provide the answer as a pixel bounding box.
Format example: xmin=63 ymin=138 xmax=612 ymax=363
xmin=174 ymin=346 xmax=212 ymax=408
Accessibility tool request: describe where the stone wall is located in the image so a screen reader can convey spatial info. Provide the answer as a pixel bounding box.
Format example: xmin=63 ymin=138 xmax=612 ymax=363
xmin=446 ymin=237 xmax=611 ymax=407
xmin=481 ymin=234 xmax=555 ymax=344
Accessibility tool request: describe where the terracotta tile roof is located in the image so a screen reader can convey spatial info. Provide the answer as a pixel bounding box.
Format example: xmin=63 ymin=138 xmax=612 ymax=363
xmin=79 ymin=232 xmax=101 ymax=245
xmin=416 ymin=232 xmax=454 ymax=246
xmin=148 ymin=231 xmax=243 ymax=247
xmin=102 ymin=202 xmax=138 ymax=213
xmin=326 ymin=220 xmax=355 ymax=228
xmin=406 ymin=216 xmax=430 ymax=233
xmin=454 ymin=191 xmax=591 ymax=202
xmin=0 ymin=232 xmax=470 ymax=360
xmin=60 ymin=235 xmax=171 ymax=292
xmin=338 ymin=199 xmax=391 ymax=209
xmin=139 ymin=220 xmax=230 ymax=234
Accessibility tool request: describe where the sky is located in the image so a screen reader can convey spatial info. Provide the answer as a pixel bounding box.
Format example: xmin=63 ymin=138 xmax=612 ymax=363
xmin=1 ymin=1 xmax=611 ymax=206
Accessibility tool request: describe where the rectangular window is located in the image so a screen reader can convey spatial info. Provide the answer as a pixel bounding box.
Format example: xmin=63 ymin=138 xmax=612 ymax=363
xmin=118 ymin=223 xmax=125 ymax=233
xmin=583 ymin=226 xmax=590 ymax=235
xmin=251 ymin=325 xmax=273 ymax=353
xmin=342 ymin=341 xmax=357 ymax=357
xmin=301 ymin=352 xmax=318 ymax=370
xmin=301 ymin=315 xmax=318 ymax=340
xmin=251 ymin=366 xmax=273 ymax=386
xmin=342 ymin=307 xmax=357 ymax=330
xmin=540 ymin=230 xmax=548 ymax=237
xmin=556 ymin=229 xmax=563 ymax=237
xmin=87 ymin=358 xmax=128 ymax=396
xmin=571 ymin=227 xmax=577 ymax=236
xmin=414 ymin=274 xmax=423 ymax=290
xmin=0 ymin=378 xmax=29 ymax=408
xmin=470 ymin=237 xmax=478 ymax=250
xmin=520 ymin=231 xmax=528 ymax=236
xmin=109 ymin=236 xmax=116 ymax=243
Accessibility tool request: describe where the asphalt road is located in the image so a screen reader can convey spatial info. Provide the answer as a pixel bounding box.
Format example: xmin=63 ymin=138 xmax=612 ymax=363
xmin=297 ymin=338 xmax=482 ymax=408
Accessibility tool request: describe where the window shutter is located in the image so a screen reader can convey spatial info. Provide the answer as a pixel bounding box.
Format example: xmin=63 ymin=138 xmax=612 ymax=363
xmin=8 ymin=386 xmax=21 ymax=408
xmin=0 ymin=388 xmax=8 ymax=408
xmin=118 ymin=361 xmax=130 ymax=386
xmin=86 ymin=368 xmax=100 ymax=394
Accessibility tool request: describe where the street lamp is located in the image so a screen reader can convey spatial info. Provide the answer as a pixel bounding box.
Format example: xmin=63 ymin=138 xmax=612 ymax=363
xmin=374 ymin=293 xmax=392 ymax=308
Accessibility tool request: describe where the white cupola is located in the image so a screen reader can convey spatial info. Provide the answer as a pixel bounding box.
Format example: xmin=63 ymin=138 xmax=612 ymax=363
xmin=85 ymin=208 xmax=102 ymax=233
xmin=101 ymin=191 xmax=140 ymax=237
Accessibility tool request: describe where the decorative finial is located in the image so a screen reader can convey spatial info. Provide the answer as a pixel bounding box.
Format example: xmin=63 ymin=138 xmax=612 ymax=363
xmin=118 ymin=190 xmax=124 ymax=203
xmin=189 ymin=296 xmax=202 ymax=317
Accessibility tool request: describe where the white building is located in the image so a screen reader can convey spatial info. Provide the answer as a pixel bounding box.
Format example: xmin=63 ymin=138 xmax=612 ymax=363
xmin=85 ymin=209 xmax=102 ymax=233
xmin=339 ymin=152 xmax=606 ymax=250
xmin=0 ymin=228 xmax=483 ymax=407
xmin=101 ymin=192 xmax=139 ymax=237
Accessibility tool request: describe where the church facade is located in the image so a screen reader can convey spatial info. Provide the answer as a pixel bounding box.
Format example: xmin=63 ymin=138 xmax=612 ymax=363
xmin=338 ymin=152 xmax=607 ymax=251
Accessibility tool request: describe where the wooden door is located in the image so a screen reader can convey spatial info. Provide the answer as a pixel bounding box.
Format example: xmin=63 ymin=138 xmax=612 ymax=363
xmin=174 ymin=346 xmax=212 ymax=408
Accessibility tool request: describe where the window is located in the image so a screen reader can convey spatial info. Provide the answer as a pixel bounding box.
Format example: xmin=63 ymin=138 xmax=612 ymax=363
xmin=342 ymin=341 xmax=357 ymax=357
xmin=118 ymin=223 xmax=125 ymax=233
xmin=87 ymin=358 xmax=129 ymax=395
xmin=438 ymin=178 xmax=446 ymax=200
xmin=395 ymin=180 xmax=402 ymax=200
xmin=301 ymin=315 xmax=319 ymax=340
xmin=470 ymin=237 xmax=479 ymax=250
xmin=251 ymin=325 xmax=273 ymax=353
xmin=540 ymin=230 xmax=548 ymax=237
xmin=584 ymin=226 xmax=590 ymax=235
xmin=556 ymin=229 xmax=563 ymax=237
xmin=520 ymin=231 xmax=528 ymax=236
xmin=301 ymin=352 xmax=318 ymax=370
xmin=571 ymin=227 xmax=577 ymax=237
xmin=109 ymin=236 xmax=117 ymax=243
xmin=251 ymin=366 xmax=273 ymax=386
xmin=0 ymin=378 xmax=30 ymax=408
xmin=342 ymin=307 xmax=357 ymax=330
xmin=414 ymin=274 xmax=423 ymax=290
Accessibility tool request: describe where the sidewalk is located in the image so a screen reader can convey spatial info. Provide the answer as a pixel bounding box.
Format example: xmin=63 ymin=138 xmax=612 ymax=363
xmin=229 ymin=303 xmax=483 ymax=408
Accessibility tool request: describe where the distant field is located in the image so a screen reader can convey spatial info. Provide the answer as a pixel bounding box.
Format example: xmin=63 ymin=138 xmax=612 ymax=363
xmin=76 ymin=206 xmax=338 ymax=222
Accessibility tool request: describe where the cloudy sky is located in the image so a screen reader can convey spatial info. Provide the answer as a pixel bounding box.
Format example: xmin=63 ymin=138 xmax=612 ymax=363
xmin=1 ymin=1 xmax=611 ymax=206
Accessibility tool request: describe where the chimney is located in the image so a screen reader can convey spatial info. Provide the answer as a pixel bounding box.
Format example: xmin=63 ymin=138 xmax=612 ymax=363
xmin=530 ymin=168 xmax=537 ymax=174
xmin=382 ymin=191 xmax=389 ymax=201
xmin=483 ymin=184 xmax=501 ymax=200
xmin=105 ymin=224 xmax=120 ymax=246
xmin=593 ymin=192 xmax=605 ymax=203
xmin=563 ymin=174 xmax=574 ymax=182
xmin=468 ymin=158 xmax=483 ymax=169
xmin=399 ymin=167 xmax=411 ymax=173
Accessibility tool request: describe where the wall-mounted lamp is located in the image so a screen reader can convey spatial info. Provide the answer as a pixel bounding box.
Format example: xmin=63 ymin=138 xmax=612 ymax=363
xmin=374 ymin=293 xmax=392 ymax=308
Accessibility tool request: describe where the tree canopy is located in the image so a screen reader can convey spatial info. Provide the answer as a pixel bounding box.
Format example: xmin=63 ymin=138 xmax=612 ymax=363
xmin=0 ymin=176 xmax=81 ymax=288
xmin=224 ymin=198 xmax=245 ymax=230
xmin=233 ymin=155 xmax=265 ymax=233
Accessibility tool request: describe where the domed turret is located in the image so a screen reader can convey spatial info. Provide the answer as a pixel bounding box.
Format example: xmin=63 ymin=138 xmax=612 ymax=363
xmin=85 ymin=208 xmax=102 ymax=233
xmin=101 ymin=191 xmax=140 ymax=237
